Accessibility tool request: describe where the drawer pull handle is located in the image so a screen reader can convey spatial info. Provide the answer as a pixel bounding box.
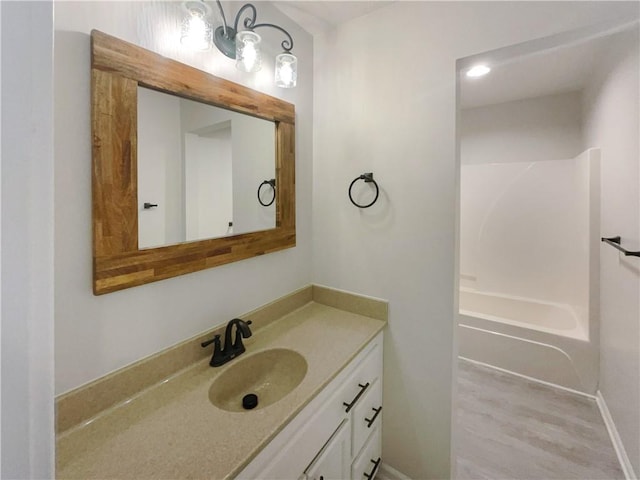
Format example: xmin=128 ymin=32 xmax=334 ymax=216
xmin=363 ymin=457 xmax=381 ymax=479
xmin=365 ymin=406 xmax=382 ymax=428
xmin=343 ymin=382 xmax=370 ymax=413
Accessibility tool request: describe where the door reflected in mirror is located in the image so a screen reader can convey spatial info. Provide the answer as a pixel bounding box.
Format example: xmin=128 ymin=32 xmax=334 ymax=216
xmin=137 ymin=87 xmax=276 ymax=249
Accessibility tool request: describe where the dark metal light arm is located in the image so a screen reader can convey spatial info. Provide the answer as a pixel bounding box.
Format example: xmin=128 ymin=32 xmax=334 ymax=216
xmin=214 ymin=0 xmax=228 ymax=36
xmin=233 ymin=3 xmax=256 ymax=33
xmin=213 ymin=0 xmax=294 ymax=58
xmin=251 ymin=22 xmax=293 ymax=53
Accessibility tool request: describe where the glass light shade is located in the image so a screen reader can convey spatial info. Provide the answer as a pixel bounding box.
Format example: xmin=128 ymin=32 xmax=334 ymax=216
xmin=274 ymin=53 xmax=297 ymax=88
xmin=180 ymin=4 xmax=212 ymax=51
xmin=235 ymin=31 xmax=262 ymax=73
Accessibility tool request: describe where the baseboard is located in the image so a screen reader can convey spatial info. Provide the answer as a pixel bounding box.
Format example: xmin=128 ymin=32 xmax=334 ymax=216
xmin=458 ymin=356 xmax=596 ymax=400
xmin=376 ymin=462 xmax=411 ymax=480
xmin=596 ymin=390 xmax=637 ymax=480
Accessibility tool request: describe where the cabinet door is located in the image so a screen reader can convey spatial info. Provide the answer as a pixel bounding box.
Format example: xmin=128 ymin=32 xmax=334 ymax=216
xmin=305 ymin=419 xmax=351 ymax=480
xmin=351 ymin=426 xmax=381 ymax=480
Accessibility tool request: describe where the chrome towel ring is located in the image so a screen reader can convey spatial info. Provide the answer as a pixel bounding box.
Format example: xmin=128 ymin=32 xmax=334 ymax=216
xmin=257 ymin=178 xmax=276 ymax=206
xmin=349 ymin=173 xmax=379 ymax=208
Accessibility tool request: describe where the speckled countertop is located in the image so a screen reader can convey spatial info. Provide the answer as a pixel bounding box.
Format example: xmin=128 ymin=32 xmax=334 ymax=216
xmin=56 ymin=301 xmax=385 ymax=479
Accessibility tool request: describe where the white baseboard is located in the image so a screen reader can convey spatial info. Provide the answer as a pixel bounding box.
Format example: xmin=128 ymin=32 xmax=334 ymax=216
xmin=596 ymin=390 xmax=637 ymax=480
xmin=376 ymin=462 xmax=411 ymax=480
xmin=458 ymin=356 xmax=596 ymax=400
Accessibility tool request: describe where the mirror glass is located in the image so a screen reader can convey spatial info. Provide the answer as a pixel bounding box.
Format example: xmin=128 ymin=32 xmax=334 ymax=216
xmin=137 ymin=87 xmax=276 ymax=249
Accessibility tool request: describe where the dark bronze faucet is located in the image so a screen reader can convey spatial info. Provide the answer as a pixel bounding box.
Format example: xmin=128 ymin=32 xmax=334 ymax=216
xmin=201 ymin=318 xmax=253 ymax=367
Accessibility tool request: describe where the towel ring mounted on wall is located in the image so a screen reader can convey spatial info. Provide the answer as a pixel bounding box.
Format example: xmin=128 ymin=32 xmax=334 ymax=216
xmin=349 ymin=172 xmax=379 ymax=208
xmin=257 ymin=179 xmax=276 ymax=207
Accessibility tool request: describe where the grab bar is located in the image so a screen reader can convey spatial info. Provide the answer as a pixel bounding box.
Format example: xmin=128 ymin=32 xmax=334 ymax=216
xmin=601 ymin=236 xmax=640 ymax=257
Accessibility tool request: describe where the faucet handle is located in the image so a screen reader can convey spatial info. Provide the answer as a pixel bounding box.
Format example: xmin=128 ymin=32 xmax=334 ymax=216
xmin=201 ymin=334 xmax=220 ymax=349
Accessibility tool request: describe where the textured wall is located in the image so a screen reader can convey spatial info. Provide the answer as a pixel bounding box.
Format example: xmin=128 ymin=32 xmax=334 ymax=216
xmin=1 ymin=1 xmax=55 ymax=477
xmin=461 ymin=92 xmax=584 ymax=165
xmin=312 ymin=2 xmax=639 ymax=478
xmin=584 ymin=25 xmax=640 ymax=475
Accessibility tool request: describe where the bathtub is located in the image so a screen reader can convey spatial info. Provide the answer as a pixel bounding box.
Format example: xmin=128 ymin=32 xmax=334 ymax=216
xmin=458 ymin=289 xmax=598 ymax=394
xmin=460 ymin=289 xmax=587 ymax=340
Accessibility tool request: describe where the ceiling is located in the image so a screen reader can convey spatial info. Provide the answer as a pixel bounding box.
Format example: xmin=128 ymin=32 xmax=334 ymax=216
xmin=460 ymin=34 xmax=611 ymax=109
xmin=273 ymin=1 xmax=393 ymax=35
xmin=272 ymin=1 xmax=614 ymax=110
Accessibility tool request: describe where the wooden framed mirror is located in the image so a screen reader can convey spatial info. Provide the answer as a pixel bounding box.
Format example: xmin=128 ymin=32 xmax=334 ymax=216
xmin=91 ymin=30 xmax=295 ymax=295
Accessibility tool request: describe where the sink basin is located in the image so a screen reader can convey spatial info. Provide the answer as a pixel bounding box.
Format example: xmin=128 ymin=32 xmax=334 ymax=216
xmin=208 ymin=348 xmax=308 ymax=412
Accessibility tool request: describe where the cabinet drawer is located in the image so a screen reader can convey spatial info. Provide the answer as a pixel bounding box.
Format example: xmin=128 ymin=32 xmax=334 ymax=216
xmin=340 ymin=339 xmax=382 ymax=416
xmin=352 ymin=379 xmax=382 ymax=455
xmin=351 ymin=426 xmax=382 ymax=480
xmin=304 ymin=419 xmax=351 ymax=480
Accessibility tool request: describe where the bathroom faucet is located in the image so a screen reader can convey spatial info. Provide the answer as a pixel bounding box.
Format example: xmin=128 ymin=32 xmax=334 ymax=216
xmin=201 ymin=318 xmax=253 ymax=367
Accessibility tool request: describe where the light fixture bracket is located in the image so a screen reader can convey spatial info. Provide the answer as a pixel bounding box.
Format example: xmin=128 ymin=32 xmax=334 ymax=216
xmin=212 ymin=1 xmax=294 ymax=59
xmin=214 ymin=25 xmax=237 ymax=59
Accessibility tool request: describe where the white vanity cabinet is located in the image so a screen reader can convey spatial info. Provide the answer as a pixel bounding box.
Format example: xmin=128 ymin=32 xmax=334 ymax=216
xmin=236 ymin=332 xmax=383 ymax=480
xmin=304 ymin=419 xmax=352 ymax=480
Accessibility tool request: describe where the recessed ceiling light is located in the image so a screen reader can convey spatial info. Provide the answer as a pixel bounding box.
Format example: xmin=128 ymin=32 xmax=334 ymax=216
xmin=466 ymin=65 xmax=491 ymax=78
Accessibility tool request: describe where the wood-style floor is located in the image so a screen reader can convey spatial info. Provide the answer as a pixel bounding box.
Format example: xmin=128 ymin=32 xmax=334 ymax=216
xmin=456 ymin=359 xmax=623 ymax=480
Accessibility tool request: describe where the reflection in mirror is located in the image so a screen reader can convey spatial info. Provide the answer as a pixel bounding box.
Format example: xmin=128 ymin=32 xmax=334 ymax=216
xmin=137 ymin=87 xmax=276 ymax=249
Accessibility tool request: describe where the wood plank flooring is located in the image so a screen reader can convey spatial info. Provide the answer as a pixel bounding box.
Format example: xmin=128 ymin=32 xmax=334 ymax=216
xmin=456 ymin=359 xmax=623 ymax=480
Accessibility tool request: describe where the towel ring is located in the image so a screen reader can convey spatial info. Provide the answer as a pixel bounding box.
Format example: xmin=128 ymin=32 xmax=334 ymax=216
xmin=349 ymin=173 xmax=379 ymax=208
xmin=257 ymin=179 xmax=276 ymax=207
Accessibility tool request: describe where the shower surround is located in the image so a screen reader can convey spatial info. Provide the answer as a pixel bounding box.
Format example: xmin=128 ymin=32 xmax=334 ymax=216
xmin=458 ymin=149 xmax=600 ymax=393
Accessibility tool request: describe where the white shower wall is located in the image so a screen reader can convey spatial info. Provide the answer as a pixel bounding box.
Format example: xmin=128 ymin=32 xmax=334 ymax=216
xmin=460 ymin=150 xmax=598 ymax=336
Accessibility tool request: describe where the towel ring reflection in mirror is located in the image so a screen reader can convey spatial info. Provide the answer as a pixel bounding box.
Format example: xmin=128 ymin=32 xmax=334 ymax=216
xmin=349 ymin=173 xmax=379 ymax=208
xmin=258 ymin=178 xmax=276 ymax=206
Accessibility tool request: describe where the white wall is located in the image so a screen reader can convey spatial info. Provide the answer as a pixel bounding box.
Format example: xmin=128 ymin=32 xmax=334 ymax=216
xmin=312 ymin=3 xmax=639 ymax=478
xmin=583 ymin=25 xmax=640 ymax=475
xmin=1 ymin=1 xmax=55 ymax=478
xmin=54 ymin=1 xmax=313 ymax=395
xmin=461 ymin=91 xmax=583 ymax=165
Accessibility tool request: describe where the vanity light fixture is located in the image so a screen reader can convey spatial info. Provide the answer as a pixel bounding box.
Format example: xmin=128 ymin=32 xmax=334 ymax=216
xmin=180 ymin=1 xmax=213 ymax=51
xmin=466 ymin=64 xmax=491 ymax=78
xmin=181 ymin=0 xmax=297 ymax=88
xmin=235 ymin=30 xmax=262 ymax=73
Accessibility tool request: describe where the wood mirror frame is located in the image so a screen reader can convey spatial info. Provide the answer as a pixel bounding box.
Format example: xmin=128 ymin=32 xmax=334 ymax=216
xmin=91 ymin=30 xmax=295 ymax=295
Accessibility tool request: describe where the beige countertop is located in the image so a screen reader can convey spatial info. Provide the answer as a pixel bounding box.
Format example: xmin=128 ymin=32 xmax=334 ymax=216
xmin=56 ymin=301 xmax=385 ymax=479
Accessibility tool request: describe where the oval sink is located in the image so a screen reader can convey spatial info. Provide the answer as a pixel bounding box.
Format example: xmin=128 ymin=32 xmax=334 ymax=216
xmin=208 ymin=348 xmax=307 ymax=412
